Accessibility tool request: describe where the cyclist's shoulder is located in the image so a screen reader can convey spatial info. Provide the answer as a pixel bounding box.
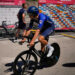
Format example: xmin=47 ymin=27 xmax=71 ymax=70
xmin=39 ymin=13 xmax=45 ymax=17
xmin=39 ymin=13 xmax=46 ymax=20
xmin=39 ymin=13 xmax=50 ymax=18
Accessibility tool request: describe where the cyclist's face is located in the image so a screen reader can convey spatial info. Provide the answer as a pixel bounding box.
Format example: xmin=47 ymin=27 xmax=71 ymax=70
xmin=29 ymin=15 xmax=34 ymax=19
xmin=28 ymin=13 xmax=34 ymax=19
xmin=28 ymin=13 xmax=38 ymax=20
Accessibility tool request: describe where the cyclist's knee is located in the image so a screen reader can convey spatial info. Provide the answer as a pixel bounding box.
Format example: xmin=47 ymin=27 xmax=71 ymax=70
xmin=38 ymin=36 xmax=44 ymax=42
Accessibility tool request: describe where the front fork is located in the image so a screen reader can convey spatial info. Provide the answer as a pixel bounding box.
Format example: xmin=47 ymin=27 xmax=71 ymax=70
xmin=26 ymin=52 xmax=31 ymax=65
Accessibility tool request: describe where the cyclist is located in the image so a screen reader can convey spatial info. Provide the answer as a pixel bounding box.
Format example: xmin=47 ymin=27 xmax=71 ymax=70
xmin=14 ymin=3 xmax=27 ymax=42
xmin=21 ymin=6 xmax=55 ymax=57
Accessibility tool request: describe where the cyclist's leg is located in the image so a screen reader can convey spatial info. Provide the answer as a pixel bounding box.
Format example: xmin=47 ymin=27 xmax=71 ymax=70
xmin=41 ymin=43 xmax=45 ymax=53
xmin=38 ymin=35 xmax=48 ymax=52
xmin=39 ymin=27 xmax=54 ymax=57
xmin=39 ymin=27 xmax=52 ymax=52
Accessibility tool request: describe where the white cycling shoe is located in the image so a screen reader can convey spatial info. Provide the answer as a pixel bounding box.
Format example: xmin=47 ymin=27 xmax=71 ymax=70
xmin=47 ymin=46 xmax=54 ymax=57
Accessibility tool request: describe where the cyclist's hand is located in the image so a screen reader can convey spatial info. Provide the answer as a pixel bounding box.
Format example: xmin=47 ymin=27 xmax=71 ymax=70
xmin=29 ymin=41 xmax=34 ymax=47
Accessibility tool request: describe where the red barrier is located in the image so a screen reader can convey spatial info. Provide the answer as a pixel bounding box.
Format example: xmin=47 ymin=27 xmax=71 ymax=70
xmin=39 ymin=0 xmax=75 ymax=4
xmin=0 ymin=0 xmax=25 ymax=5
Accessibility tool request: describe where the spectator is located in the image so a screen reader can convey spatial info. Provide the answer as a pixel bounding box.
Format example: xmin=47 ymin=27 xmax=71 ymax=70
xmin=14 ymin=3 xmax=27 ymax=42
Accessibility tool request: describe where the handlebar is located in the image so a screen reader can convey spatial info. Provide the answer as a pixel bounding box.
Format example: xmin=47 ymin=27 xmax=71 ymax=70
xmin=27 ymin=41 xmax=39 ymax=48
xmin=22 ymin=36 xmax=39 ymax=48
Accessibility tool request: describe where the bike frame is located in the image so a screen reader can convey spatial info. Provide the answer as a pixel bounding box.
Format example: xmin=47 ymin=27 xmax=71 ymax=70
xmin=28 ymin=43 xmax=42 ymax=58
xmin=24 ymin=31 xmax=55 ymax=59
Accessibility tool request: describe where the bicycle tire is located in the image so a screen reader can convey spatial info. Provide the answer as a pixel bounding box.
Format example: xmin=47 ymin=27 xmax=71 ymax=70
xmin=13 ymin=50 xmax=38 ymax=75
xmin=50 ymin=43 xmax=60 ymax=65
xmin=44 ymin=43 xmax=60 ymax=67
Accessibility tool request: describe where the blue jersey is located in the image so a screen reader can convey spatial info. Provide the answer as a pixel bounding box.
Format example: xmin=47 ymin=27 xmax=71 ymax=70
xmin=18 ymin=8 xmax=26 ymax=23
xmin=29 ymin=13 xmax=55 ymax=30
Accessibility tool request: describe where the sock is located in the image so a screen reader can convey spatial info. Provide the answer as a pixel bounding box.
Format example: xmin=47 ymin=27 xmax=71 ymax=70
xmin=46 ymin=44 xmax=51 ymax=49
xmin=46 ymin=44 xmax=54 ymax=57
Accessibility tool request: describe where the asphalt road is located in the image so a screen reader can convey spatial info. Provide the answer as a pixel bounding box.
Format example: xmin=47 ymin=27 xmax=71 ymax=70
xmin=0 ymin=32 xmax=75 ymax=75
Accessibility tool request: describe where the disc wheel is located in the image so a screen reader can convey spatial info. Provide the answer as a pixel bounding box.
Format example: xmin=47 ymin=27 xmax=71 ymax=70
xmin=44 ymin=43 xmax=60 ymax=67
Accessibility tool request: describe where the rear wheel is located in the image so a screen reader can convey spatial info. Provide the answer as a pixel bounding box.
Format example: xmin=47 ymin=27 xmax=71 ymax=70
xmin=13 ymin=51 xmax=37 ymax=75
xmin=44 ymin=43 xmax=60 ymax=67
xmin=50 ymin=43 xmax=60 ymax=65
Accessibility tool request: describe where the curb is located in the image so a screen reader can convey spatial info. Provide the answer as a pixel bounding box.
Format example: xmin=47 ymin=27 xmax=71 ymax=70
xmin=60 ymin=33 xmax=75 ymax=39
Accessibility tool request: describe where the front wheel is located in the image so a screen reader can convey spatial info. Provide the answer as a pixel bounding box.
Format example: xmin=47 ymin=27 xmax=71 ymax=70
xmin=13 ymin=51 xmax=37 ymax=75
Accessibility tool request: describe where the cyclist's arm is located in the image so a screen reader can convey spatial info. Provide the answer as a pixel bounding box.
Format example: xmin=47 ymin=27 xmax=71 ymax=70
xmin=30 ymin=15 xmax=46 ymax=43
xmin=30 ymin=29 xmax=40 ymax=42
xmin=22 ymin=13 xmax=26 ymax=24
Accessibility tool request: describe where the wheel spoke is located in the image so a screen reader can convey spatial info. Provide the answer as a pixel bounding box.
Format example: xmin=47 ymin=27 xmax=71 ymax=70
xmin=26 ymin=54 xmax=31 ymax=64
xmin=26 ymin=54 xmax=29 ymax=60
xmin=20 ymin=56 xmax=26 ymax=64
xmin=16 ymin=64 xmax=22 ymax=72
